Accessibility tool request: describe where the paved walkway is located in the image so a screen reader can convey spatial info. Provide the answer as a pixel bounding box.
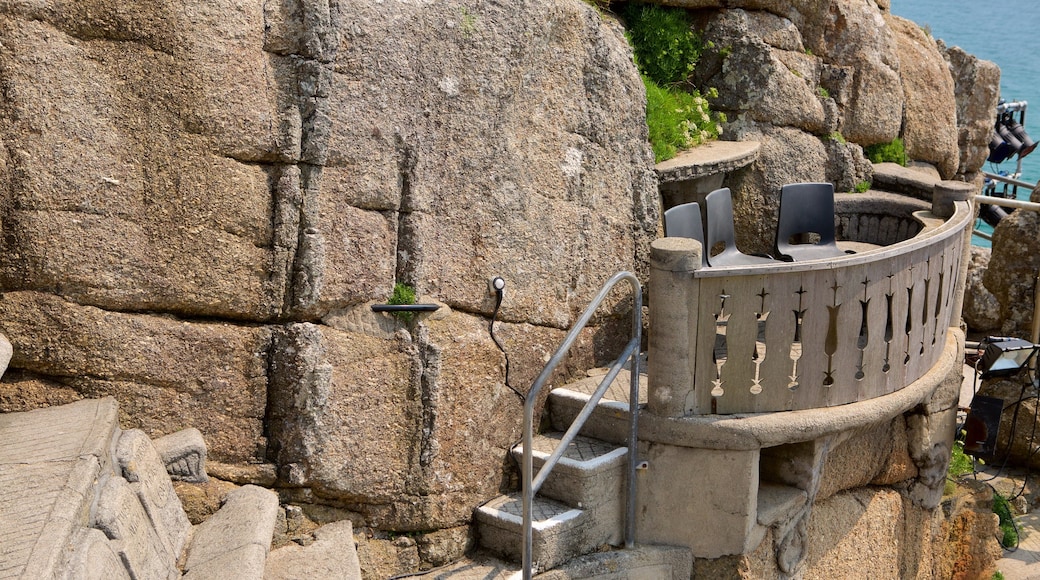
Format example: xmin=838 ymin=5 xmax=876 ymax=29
xmin=961 ymin=364 xmax=1040 ymax=579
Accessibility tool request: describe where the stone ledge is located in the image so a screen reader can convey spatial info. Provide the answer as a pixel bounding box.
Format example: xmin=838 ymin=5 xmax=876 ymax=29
xmin=654 ymin=140 xmax=760 ymax=184
xmin=871 ymin=162 xmax=942 ymax=201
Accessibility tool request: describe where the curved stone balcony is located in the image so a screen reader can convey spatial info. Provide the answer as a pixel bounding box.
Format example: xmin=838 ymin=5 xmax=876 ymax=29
xmin=647 ymin=197 xmax=972 ymax=416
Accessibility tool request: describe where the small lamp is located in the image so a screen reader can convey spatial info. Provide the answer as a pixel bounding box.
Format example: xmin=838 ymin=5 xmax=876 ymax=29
xmin=978 ymin=337 xmax=1038 ymax=379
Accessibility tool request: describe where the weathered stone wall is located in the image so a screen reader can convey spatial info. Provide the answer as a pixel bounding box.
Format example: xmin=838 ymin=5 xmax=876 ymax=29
xmin=0 ymin=0 xmax=1002 ymax=575
xmin=0 ymin=0 xmax=656 ymax=547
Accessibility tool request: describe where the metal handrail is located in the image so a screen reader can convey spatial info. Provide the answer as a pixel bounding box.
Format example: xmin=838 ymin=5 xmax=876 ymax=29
xmin=521 ymin=271 xmax=642 ymax=579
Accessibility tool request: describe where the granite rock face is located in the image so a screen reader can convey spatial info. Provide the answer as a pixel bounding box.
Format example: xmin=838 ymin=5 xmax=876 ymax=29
xmin=963 ymin=247 xmax=1001 ymax=334
xmin=688 ymin=0 xmax=991 ymax=255
xmin=887 ymin=15 xmax=959 ymax=179
xmin=0 ymin=0 xmax=996 ymax=574
xmin=0 ymin=0 xmax=654 ymax=555
xmin=943 ymin=45 xmax=1002 ymax=179
xmin=984 ymin=184 xmax=1040 ymax=338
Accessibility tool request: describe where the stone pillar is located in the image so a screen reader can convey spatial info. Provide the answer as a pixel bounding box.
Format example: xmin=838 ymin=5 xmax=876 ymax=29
xmin=648 ymin=237 xmax=702 ymax=417
xmin=931 ymin=180 xmax=973 ymax=218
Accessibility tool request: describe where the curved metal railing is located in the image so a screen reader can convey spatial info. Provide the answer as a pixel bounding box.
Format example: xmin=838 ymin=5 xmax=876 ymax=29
xmin=521 ymin=270 xmax=642 ymax=579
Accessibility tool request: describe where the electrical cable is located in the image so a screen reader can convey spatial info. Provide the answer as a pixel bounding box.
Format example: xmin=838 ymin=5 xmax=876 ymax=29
xmin=488 ymin=277 xmax=525 ymax=404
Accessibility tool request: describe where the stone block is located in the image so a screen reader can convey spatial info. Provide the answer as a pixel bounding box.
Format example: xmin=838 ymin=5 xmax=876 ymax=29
xmin=804 ymin=488 xmax=904 ymax=578
xmin=270 ymin=309 xmax=545 ymax=530
xmin=183 ymin=544 xmax=269 ymax=580
xmin=64 ymin=527 xmax=131 ymax=580
xmin=263 ymin=520 xmax=362 ymax=580
xmin=0 ymin=397 xmax=119 ymax=464
xmin=0 ymin=457 xmax=101 ymax=580
xmin=0 ymin=8 xmax=294 ymax=319
xmin=116 ymin=429 xmax=193 ymax=559
xmin=0 ymin=292 xmax=271 ymax=463
xmin=95 ymin=476 xmax=179 ymax=580
xmin=636 ymin=444 xmax=758 ymax=558
xmin=152 ymin=427 xmax=209 ymax=483
xmin=184 ymin=485 xmax=279 ymax=577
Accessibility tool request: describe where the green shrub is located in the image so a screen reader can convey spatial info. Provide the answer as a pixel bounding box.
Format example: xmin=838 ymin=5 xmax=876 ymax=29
xmin=948 ymin=439 xmax=974 ymax=478
xmin=993 ymin=491 xmax=1018 ymax=548
xmin=644 ymin=77 xmax=725 ymax=162
xmin=864 ymin=138 xmax=908 ymax=166
xmin=854 ymin=181 xmax=871 ymax=193
xmin=818 ymin=86 xmax=830 ymax=99
xmin=388 ymin=282 xmax=417 ymax=323
xmin=623 ymin=3 xmax=701 ymax=86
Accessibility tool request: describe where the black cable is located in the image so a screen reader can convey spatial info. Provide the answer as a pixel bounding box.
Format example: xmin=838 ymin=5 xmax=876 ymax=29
xmin=489 ymin=278 xmax=525 ymax=403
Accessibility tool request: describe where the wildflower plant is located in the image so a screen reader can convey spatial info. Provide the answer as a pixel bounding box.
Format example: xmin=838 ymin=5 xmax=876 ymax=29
xmin=623 ymin=3 xmax=726 ymax=161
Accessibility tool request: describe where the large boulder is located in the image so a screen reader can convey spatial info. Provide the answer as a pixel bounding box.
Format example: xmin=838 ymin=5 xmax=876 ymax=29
xmin=887 ymin=16 xmax=959 ymax=179
xmin=983 ymin=184 xmax=1040 ymax=337
xmin=943 ymin=45 xmax=1001 ymax=178
xmin=694 ymin=10 xmax=827 ymax=134
xmin=963 ymin=247 xmax=1002 ymax=334
xmin=799 ymin=0 xmax=904 ymax=146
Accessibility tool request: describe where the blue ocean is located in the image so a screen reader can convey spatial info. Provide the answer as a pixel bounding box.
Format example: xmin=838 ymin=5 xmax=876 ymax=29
xmin=891 ymin=0 xmax=1040 ymax=247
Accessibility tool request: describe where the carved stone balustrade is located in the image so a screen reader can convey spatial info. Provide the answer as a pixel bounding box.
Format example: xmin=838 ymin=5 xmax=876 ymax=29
xmin=648 ymin=198 xmax=972 ymax=416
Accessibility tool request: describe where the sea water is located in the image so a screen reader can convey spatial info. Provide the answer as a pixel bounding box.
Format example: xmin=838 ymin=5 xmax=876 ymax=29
xmin=891 ymin=0 xmax=1040 ymax=247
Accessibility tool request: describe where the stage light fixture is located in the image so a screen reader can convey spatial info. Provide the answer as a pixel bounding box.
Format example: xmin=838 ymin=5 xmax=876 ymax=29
xmin=1005 ymin=119 xmax=1037 ymax=158
xmin=978 ymin=337 xmax=1038 ymax=379
xmin=988 ymin=129 xmax=1014 ymax=164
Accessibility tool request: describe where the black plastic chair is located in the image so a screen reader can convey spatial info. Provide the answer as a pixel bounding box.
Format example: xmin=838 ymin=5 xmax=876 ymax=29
xmin=664 ymin=202 xmax=707 ymax=267
xmin=774 ymin=182 xmax=848 ymax=261
xmin=704 ymin=188 xmax=775 ymax=267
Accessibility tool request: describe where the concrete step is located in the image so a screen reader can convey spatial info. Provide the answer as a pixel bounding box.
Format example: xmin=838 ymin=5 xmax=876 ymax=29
xmin=511 ymin=432 xmax=627 ymax=510
xmin=406 ymin=545 xmax=692 ymax=579
xmin=756 ymin=483 xmax=807 ymax=528
xmin=548 ymin=370 xmax=646 ymax=447
xmin=474 ymin=493 xmax=602 ymax=573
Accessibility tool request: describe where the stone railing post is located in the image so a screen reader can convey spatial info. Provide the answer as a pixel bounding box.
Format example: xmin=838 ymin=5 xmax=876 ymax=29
xmin=648 ymin=237 xmax=702 ymax=417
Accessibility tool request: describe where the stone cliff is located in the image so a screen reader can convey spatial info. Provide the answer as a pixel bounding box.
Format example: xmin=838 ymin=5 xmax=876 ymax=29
xmin=0 ymin=0 xmax=1002 ymax=576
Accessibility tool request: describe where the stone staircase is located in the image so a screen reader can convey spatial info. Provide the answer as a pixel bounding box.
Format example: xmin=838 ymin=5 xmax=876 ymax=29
xmin=0 ymin=397 xmax=291 ymax=580
xmin=472 ymin=370 xmax=692 ymax=578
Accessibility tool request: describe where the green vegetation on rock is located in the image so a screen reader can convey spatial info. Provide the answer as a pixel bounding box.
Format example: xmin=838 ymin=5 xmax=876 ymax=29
xmin=994 ymin=491 xmax=1018 ymax=548
xmin=864 ymin=137 xmax=908 ymax=166
xmin=388 ymin=282 xmax=417 ymax=323
xmin=622 ymin=3 xmax=725 ymax=162
xmin=644 ymin=80 xmax=724 ymax=162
